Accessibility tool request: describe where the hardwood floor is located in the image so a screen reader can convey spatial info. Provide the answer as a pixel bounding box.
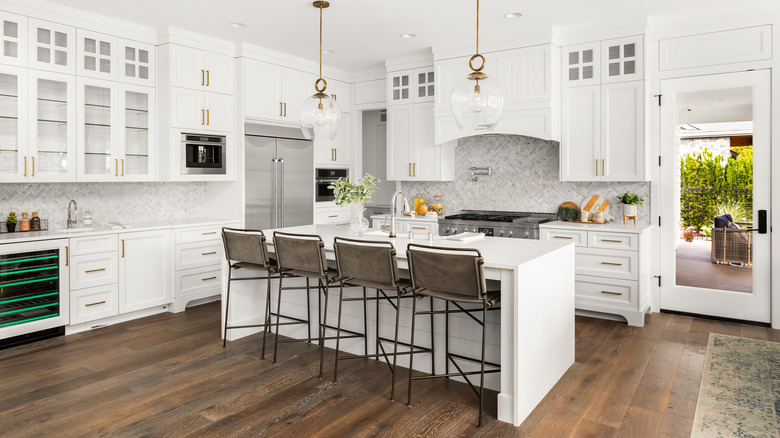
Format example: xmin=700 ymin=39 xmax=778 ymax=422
xmin=1 ymin=302 xmax=777 ymax=437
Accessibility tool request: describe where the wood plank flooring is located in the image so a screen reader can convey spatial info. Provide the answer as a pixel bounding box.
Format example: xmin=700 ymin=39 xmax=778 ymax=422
xmin=1 ymin=302 xmax=777 ymax=437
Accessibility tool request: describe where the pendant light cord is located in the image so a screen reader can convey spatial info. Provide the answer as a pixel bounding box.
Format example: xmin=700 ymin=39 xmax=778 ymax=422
xmin=476 ymin=0 xmax=480 ymax=56
xmin=319 ymin=2 xmax=323 ymax=80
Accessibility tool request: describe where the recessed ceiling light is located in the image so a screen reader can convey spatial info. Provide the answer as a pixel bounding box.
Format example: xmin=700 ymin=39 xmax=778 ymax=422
xmin=400 ymin=33 xmax=417 ymax=39
xmin=228 ymin=22 xmax=245 ymax=28
xmin=322 ymin=49 xmax=335 ymax=55
xmin=503 ymin=12 xmax=523 ymax=19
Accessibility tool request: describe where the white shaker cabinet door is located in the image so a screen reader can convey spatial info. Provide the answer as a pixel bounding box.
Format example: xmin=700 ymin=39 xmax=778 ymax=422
xmin=28 ymin=19 xmax=76 ymax=74
xmin=601 ymin=81 xmax=644 ymax=181
xmin=170 ymin=87 xmax=204 ymax=131
xmin=244 ymin=59 xmax=282 ymax=120
xmin=204 ymin=92 xmax=234 ymax=133
xmin=120 ymin=41 xmax=154 ymax=86
xmin=76 ymin=30 xmax=118 ymax=81
xmin=118 ymin=230 xmax=172 ymax=313
xmin=560 ymin=85 xmax=600 ymax=181
xmin=562 ymin=42 xmax=599 ymax=88
xmin=413 ymin=102 xmax=436 ymax=180
xmin=601 ymin=36 xmax=643 ymax=84
xmin=327 ymin=79 xmax=351 ymax=113
xmin=169 ymin=44 xmax=205 ymax=91
xmin=386 ymin=104 xmax=414 ymax=181
xmin=0 ymin=12 xmax=27 ymax=67
xmin=203 ymin=51 xmax=233 ymax=95
xmin=281 ymin=68 xmax=313 ymax=124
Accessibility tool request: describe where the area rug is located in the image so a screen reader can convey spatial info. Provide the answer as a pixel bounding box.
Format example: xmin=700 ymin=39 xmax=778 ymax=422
xmin=691 ymin=333 xmax=780 ymax=437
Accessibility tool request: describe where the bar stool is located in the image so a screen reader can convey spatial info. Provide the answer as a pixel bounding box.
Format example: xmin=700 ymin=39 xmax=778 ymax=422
xmin=272 ymin=231 xmax=342 ymax=378
xmin=331 ymin=237 xmax=434 ymax=401
xmin=405 ymin=243 xmax=501 ymax=427
xmin=221 ymin=227 xmax=278 ymax=358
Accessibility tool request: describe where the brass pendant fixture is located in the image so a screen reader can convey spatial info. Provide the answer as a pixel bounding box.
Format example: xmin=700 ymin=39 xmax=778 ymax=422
xmin=299 ymin=0 xmax=341 ymax=141
xmin=450 ymin=0 xmax=504 ymax=130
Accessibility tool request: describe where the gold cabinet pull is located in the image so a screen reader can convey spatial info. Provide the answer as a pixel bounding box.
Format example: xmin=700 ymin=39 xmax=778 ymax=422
xmin=201 ymin=69 xmax=205 ymax=86
xmin=206 ymin=109 xmax=210 ymax=125
xmin=65 ymin=246 xmax=69 ymax=266
xmin=328 ymin=215 xmax=338 ymax=218
xmin=411 ymin=227 xmax=426 ymax=230
xmin=85 ymin=300 xmax=106 ymax=307
xmin=601 ymin=239 xmax=622 ymax=243
xmin=413 ymin=163 xmax=416 ymax=176
xmin=202 ymin=276 xmax=217 ymax=281
xmin=408 ymin=163 xmax=412 ymax=177
xmin=601 ymin=262 xmax=622 ymax=266
xmin=202 ymin=231 xmax=216 ymax=235
xmin=85 ymin=268 xmax=106 ymax=273
xmin=283 ymin=102 xmax=287 ymax=117
xmin=595 ymin=159 xmax=598 ymax=176
xmin=115 ymin=158 xmax=118 ymax=176
xmin=334 ymin=149 xmax=337 ymax=161
xmin=121 ymin=159 xmax=124 ymax=176
xmin=24 ymin=156 xmax=27 ymax=176
xmin=31 ymin=157 xmax=35 ymax=176
xmin=279 ymin=102 xmax=283 ymax=116
xmin=554 ymin=236 xmax=573 ymax=239
xmin=201 ymin=109 xmax=205 ymax=125
xmin=601 ymin=290 xmax=622 ymax=296
xmin=206 ymin=70 xmax=210 ymax=87
xmin=202 ymin=251 xmax=217 ymax=256
xmin=121 ymin=239 xmax=125 ymax=258
xmin=602 ymin=159 xmax=605 ymax=176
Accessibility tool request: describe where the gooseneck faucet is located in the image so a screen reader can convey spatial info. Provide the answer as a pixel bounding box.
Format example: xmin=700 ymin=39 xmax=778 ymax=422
xmin=389 ymin=190 xmax=410 ymax=238
xmin=67 ymin=200 xmax=78 ymax=229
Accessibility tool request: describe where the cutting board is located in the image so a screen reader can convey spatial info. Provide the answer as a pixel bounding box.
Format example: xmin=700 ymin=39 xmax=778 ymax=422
xmin=557 ymin=202 xmax=580 ymax=221
xmin=581 ymin=195 xmax=614 ymax=222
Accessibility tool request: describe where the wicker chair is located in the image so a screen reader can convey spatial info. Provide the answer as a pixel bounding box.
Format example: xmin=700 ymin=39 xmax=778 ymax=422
xmin=711 ymin=214 xmax=753 ymax=266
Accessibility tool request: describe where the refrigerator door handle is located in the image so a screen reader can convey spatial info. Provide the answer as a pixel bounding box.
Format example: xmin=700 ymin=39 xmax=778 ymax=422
xmin=279 ymin=158 xmax=285 ymax=227
xmin=272 ymin=158 xmax=278 ymax=228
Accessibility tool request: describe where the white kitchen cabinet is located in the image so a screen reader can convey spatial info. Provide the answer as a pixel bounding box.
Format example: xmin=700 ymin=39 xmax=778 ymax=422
xmin=353 ymin=78 xmax=385 ymax=106
xmin=76 ymin=29 xmax=117 ymax=81
xmin=315 ymin=204 xmax=350 ymax=225
xmin=560 ymin=81 xmax=644 ymax=181
xmin=0 ymin=65 xmax=28 ymax=182
xmin=327 ymin=79 xmax=351 ymax=113
xmin=315 ymin=112 xmax=350 ymax=166
xmin=169 ymin=44 xmax=233 ymax=95
xmin=403 ymin=220 xmax=436 ymax=236
xmin=68 ymin=234 xmax=119 ymax=325
xmin=28 ymin=70 xmax=77 ymax=182
xmin=170 ymin=86 xmax=233 ymax=133
xmin=601 ymin=36 xmax=643 ymax=83
xmin=541 ymin=223 xmax=650 ymax=326
xmin=118 ymin=229 xmax=171 ymax=314
xmin=561 ymin=42 xmax=600 ymax=87
xmin=243 ymin=58 xmax=313 ymax=124
xmin=120 ymin=85 xmax=155 ymax=180
xmin=28 ymin=19 xmax=75 ymax=74
xmin=387 ymin=102 xmax=454 ymax=181
xmin=0 ymin=12 xmax=27 ymax=67
xmin=120 ymin=40 xmax=154 ymax=86
xmin=388 ymin=67 xmax=434 ymax=106
xmin=69 ymin=283 xmax=119 ymax=325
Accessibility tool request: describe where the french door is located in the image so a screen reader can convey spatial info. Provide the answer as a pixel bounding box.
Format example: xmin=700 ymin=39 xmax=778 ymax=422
xmin=659 ymin=70 xmax=770 ymax=322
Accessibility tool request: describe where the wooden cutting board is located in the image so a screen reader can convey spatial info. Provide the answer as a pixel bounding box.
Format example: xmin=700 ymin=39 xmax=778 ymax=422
xmin=557 ymin=201 xmax=580 ymax=221
xmin=580 ymin=195 xmax=609 ymax=214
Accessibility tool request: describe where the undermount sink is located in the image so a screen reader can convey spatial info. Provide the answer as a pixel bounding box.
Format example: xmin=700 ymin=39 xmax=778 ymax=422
xmin=56 ymin=227 xmax=94 ymax=233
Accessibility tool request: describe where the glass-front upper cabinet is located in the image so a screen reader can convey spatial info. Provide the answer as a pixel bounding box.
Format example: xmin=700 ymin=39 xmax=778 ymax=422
xmin=0 ymin=12 xmax=28 ymax=67
xmin=120 ymin=85 xmax=154 ymax=180
xmin=28 ymin=19 xmax=75 ymax=74
xmin=29 ymin=70 xmax=77 ymax=181
xmin=0 ymin=66 xmax=27 ymax=182
xmin=77 ymin=30 xmax=117 ymax=81
xmin=121 ymin=41 xmax=154 ymax=86
xmin=77 ymin=77 xmax=118 ymax=181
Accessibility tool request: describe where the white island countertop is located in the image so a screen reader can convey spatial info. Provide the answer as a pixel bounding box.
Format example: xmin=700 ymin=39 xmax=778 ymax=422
xmin=224 ymin=224 xmax=576 ymax=427
xmin=541 ymin=220 xmax=651 ymax=233
xmin=368 ymin=213 xmax=439 ymax=222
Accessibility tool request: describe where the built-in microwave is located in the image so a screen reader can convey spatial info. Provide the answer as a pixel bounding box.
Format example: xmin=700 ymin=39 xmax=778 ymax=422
xmin=316 ymin=168 xmax=348 ymax=202
xmin=181 ymin=133 xmax=227 ymax=175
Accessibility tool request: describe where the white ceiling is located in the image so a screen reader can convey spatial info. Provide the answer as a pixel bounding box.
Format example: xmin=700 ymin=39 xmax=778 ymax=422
xmin=40 ymin=0 xmax=780 ymax=72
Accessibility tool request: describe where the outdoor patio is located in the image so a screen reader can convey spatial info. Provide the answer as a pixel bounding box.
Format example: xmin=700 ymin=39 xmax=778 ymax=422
xmin=675 ymin=239 xmax=752 ymax=293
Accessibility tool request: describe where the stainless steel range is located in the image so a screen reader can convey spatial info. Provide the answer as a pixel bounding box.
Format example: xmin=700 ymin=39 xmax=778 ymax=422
xmin=438 ymin=210 xmax=557 ymax=239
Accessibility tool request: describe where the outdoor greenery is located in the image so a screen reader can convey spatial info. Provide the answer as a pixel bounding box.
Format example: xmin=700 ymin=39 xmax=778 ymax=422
xmin=328 ymin=174 xmax=380 ymax=206
xmin=680 ymin=147 xmax=753 ymax=232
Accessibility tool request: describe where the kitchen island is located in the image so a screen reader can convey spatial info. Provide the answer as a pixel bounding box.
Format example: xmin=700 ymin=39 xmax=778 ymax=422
xmin=222 ymin=224 xmax=575 ymax=427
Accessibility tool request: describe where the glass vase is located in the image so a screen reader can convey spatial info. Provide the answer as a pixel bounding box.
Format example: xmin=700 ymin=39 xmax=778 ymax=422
xmin=351 ymin=203 xmax=369 ymax=237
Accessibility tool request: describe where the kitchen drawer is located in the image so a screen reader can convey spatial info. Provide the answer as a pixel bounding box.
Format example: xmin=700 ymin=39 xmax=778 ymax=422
xmin=175 ymin=265 xmax=223 ymax=299
xmin=70 ymin=252 xmax=118 ymax=290
xmin=588 ymin=232 xmax=637 ymax=251
xmin=575 ymin=247 xmax=638 ymax=281
xmin=575 ymin=275 xmax=636 ymax=309
xmin=69 ymin=234 xmax=118 ymax=256
xmin=175 ymin=224 xmax=228 ymax=244
xmin=541 ymin=229 xmax=587 ymax=247
xmin=70 ymin=283 xmax=119 ymax=324
xmin=176 ymin=241 xmax=224 ymax=270
xmin=315 ymin=206 xmax=350 ymax=225
xmin=403 ymin=221 xmax=435 ymax=235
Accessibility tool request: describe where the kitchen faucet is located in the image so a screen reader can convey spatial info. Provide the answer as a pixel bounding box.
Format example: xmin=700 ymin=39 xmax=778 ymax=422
xmin=67 ymin=200 xmax=78 ymax=229
xmin=389 ymin=190 xmax=410 ymax=238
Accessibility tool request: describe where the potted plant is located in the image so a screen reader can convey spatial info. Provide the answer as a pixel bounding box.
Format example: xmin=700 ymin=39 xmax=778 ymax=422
xmin=617 ymin=192 xmax=644 ymax=218
xmin=329 ymin=174 xmax=380 ymax=236
xmin=6 ymin=211 xmax=17 ymax=232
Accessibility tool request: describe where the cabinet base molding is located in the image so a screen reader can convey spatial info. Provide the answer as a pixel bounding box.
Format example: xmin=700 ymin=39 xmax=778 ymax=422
xmin=65 ymin=305 xmax=169 ymax=335
xmin=575 ymin=306 xmax=651 ymax=327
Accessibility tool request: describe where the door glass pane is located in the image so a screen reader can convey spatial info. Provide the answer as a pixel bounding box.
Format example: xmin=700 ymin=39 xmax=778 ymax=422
xmin=36 ymin=79 xmax=69 ymax=176
xmin=83 ymin=85 xmax=111 ymax=175
xmin=0 ymin=72 xmax=19 ymax=176
xmin=125 ymin=90 xmax=149 ymax=176
xmin=675 ymin=86 xmax=753 ymax=293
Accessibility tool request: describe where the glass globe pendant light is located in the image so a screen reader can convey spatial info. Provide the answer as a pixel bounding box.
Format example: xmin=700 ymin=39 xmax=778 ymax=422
xmin=450 ymin=0 xmax=504 ymax=130
xmin=299 ymin=1 xmax=341 ymax=141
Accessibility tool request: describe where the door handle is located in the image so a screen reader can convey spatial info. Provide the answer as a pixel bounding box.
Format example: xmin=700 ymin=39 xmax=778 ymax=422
xmin=85 ymin=268 xmax=106 ymax=273
xmin=206 ymin=109 xmax=210 ymax=125
xmin=202 ymin=251 xmax=217 ymax=256
xmin=554 ymin=236 xmax=573 ymax=239
xmin=601 ymin=291 xmax=623 ymax=296
xmin=121 ymin=159 xmax=124 ymax=176
xmin=121 ymin=239 xmax=125 ymax=258
xmin=758 ymin=210 xmax=767 ymax=234
xmin=272 ymin=158 xmax=279 ymax=228
xmin=31 ymin=157 xmax=35 ymax=176
xmin=201 ymin=276 xmax=217 ymax=281
xmin=280 ymin=102 xmax=283 ymax=116
xmin=24 ymin=156 xmax=27 ymax=176
xmin=408 ymin=163 xmax=412 ymax=177
xmin=283 ymin=102 xmax=287 ymax=117
xmin=413 ymin=163 xmax=416 ymax=177
xmin=85 ymin=301 xmax=106 ymax=307
xmin=201 ymin=69 xmax=205 ymax=86
xmin=115 ymin=158 xmax=118 ymax=176
xmin=201 ymin=109 xmax=205 ymax=125
xmin=65 ymin=246 xmax=69 ymax=266
xmin=595 ymin=159 xmax=598 ymax=176
xmin=206 ymin=70 xmax=210 ymax=87
xmin=334 ymin=149 xmax=337 ymax=161
xmin=601 ymin=262 xmax=622 ymax=266
xmin=602 ymin=159 xmax=605 ymax=176
xmin=279 ymin=158 xmax=285 ymax=226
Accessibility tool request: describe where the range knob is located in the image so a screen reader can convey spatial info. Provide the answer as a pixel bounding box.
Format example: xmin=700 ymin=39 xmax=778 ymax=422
xmin=507 ymin=231 xmax=513 ymax=237
xmin=444 ymin=227 xmax=450 ymax=234
xmin=523 ymin=230 xmax=530 ymax=238
xmin=497 ymin=230 xmax=504 ymax=237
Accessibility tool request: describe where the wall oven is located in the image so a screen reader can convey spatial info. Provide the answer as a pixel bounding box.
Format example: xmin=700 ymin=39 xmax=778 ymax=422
xmin=181 ymin=133 xmax=227 ymax=175
xmin=315 ymin=168 xmax=348 ymax=202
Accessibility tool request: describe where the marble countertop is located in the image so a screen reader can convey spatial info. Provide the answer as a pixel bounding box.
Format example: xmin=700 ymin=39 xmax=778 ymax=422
xmin=540 ymin=220 xmax=651 ymax=233
xmin=369 ymin=213 xmax=439 ymax=222
xmin=0 ymin=218 xmax=240 ymax=244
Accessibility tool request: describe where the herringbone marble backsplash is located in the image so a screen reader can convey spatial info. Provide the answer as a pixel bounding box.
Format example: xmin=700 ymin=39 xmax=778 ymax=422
xmin=402 ymin=135 xmax=651 ymax=224
xmin=0 ymin=182 xmax=207 ymax=230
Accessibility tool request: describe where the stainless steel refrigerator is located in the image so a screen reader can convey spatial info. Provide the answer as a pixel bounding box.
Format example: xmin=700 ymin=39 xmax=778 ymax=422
xmin=245 ymin=123 xmax=314 ymax=229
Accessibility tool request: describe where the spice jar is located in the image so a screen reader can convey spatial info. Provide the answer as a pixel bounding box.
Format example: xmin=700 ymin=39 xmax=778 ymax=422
xmin=413 ymin=194 xmax=426 ymax=215
xmin=19 ymin=212 xmax=30 ymax=231
xmin=429 ymin=195 xmax=445 ymax=216
xmin=30 ymin=212 xmax=41 ymax=231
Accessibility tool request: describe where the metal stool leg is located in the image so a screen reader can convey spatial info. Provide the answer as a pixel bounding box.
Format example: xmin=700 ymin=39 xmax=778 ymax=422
xmin=406 ymin=294 xmax=418 ymax=406
xmin=478 ymin=303 xmax=487 ymax=427
xmin=222 ymin=268 xmax=233 ymax=348
xmin=319 ymin=279 xmax=330 ymax=379
xmin=272 ymin=274 xmax=284 ymax=364
xmin=261 ymin=269 xmax=272 ymax=358
xmin=375 ymin=290 xmax=380 ymax=361
xmin=333 ymin=282 xmax=345 ymax=382
xmin=445 ymin=300 xmax=450 ymax=379
xmin=430 ymin=296 xmax=435 ymax=376
xmin=306 ymin=278 xmax=312 ymax=343
xmin=363 ymin=287 xmax=369 ymax=358
xmin=390 ymin=292 xmax=401 ymax=401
